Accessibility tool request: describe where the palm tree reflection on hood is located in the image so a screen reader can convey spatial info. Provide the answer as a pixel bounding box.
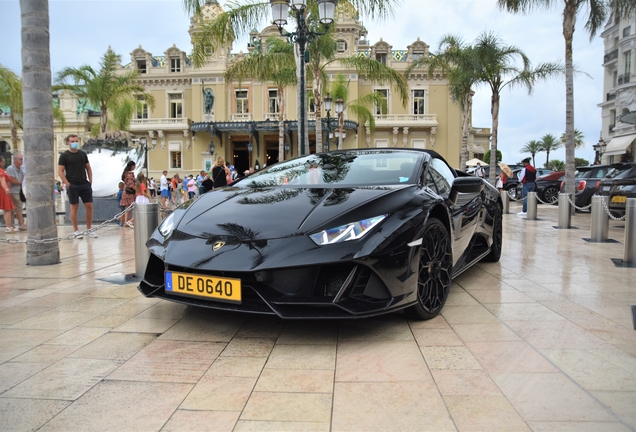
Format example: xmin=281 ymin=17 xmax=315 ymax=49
xmin=194 ymin=222 xmax=268 ymax=268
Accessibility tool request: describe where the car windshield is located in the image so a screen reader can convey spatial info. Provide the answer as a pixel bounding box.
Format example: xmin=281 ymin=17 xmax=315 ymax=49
xmin=238 ymin=151 xmax=425 ymax=187
xmin=606 ymin=166 xmax=635 ymax=179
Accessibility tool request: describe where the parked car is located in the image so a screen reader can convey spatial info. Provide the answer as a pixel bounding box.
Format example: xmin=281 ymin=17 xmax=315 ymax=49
xmin=510 ymin=168 xmax=555 ymax=200
xmin=515 ymin=170 xmax=565 ymax=204
xmin=560 ymin=164 xmax=625 ymax=209
xmin=596 ymin=163 xmax=636 ymax=217
xmin=139 ymin=148 xmax=503 ymax=320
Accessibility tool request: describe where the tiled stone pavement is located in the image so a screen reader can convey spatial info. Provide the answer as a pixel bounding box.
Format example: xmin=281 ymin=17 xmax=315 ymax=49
xmin=1 ymin=202 xmax=635 ymax=431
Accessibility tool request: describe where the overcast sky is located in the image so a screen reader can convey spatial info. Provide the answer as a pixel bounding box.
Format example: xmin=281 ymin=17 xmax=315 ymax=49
xmin=1 ymin=0 xmax=605 ymax=165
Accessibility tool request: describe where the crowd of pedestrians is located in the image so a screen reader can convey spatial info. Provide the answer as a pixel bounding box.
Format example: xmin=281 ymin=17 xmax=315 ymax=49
xmin=1 ymin=143 xmax=253 ymax=235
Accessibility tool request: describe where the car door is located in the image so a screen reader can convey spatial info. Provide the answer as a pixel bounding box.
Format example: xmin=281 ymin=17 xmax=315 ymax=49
xmin=424 ymin=157 xmax=482 ymax=264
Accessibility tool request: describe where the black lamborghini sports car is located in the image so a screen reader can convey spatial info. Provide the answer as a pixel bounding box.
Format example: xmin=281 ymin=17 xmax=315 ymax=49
xmin=139 ymin=149 xmax=503 ymax=320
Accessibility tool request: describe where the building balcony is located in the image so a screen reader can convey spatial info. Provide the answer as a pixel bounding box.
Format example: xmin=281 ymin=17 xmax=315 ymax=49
xmin=618 ymin=73 xmax=631 ymax=85
xmin=130 ymin=117 xmax=190 ymax=131
xmin=373 ymin=114 xmax=438 ymax=128
xmin=604 ymin=49 xmax=618 ymax=63
xmin=232 ymin=113 xmax=252 ymax=121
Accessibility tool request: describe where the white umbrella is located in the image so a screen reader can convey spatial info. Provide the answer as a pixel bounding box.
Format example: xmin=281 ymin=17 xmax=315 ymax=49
xmin=466 ymin=158 xmax=484 ymax=167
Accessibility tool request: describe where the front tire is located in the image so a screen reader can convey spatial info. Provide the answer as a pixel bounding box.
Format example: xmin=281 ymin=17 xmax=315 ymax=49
xmin=405 ymin=218 xmax=452 ymax=320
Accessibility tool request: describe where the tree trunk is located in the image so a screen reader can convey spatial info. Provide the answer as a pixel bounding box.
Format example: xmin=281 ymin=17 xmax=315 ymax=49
xmin=563 ymin=4 xmax=576 ymax=197
xmin=460 ymin=93 xmax=471 ymax=171
xmin=489 ymin=92 xmax=500 ymax=186
xmin=9 ymin=112 xmax=19 ymax=151
xmin=100 ymin=105 xmax=108 ymax=133
xmin=313 ymin=72 xmax=323 ymax=153
xmin=20 ymin=0 xmax=60 ymax=265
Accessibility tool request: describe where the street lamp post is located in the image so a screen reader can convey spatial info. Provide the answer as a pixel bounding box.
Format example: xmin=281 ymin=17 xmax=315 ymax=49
xmin=324 ymin=94 xmax=333 ymax=152
xmin=270 ymin=0 xmax=337 ymax=156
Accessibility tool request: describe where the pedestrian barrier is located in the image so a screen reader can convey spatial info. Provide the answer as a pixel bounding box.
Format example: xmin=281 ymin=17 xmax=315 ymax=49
xmin=624 ymin=198 xmax=636 ymax=265
xmin=527 ymin=192 xmax=538 ymax=220
xmin=557 ymin=193 xmax=572 ymax=228
xmin=501 ymin=190 xmax=509 ymax=214
xmin=590 ymin=196 xmax=609 ymax=242
xmin=134 ymin=203 xmax=160 ymax=279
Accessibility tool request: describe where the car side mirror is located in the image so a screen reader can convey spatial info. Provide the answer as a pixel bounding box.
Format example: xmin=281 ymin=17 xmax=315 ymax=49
xmin=448 ymin=177 xmax=485 ymax=206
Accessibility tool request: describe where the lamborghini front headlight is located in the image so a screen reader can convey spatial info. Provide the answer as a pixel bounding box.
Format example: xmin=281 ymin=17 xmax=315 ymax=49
xmin=309 ymin=215 xmax=387 ymax=245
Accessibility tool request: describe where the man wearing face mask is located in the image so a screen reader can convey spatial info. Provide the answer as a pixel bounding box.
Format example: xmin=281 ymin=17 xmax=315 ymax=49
xmin=58 ymin=134 xmax=97 ymax=238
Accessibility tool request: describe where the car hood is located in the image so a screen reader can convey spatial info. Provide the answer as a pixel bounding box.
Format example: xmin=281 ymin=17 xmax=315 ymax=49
xmin=174 ymin=185 xmax=414 ymax=240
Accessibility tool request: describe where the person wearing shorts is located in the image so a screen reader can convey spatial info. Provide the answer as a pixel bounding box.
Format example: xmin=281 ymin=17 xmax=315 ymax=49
xmin=160 ymin=170 xmax=170 ymax=207
xmin=58 ymin=134 xmax=96 ymax=238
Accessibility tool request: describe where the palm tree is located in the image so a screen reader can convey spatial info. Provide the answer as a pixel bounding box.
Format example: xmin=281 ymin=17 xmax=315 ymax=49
xmin=183 ymin=0 xmax=400 ymax=153
xmin=472 ymin=32 xmax=562 ymax=184
xmin=0 ymin=66 xmax=65 ymax=151
xmin=19 ymin=0 xmax=59 ymax=265
xmin=520 ymin=139 xmax=543 ymax=167
xmin=560 ymin=128 xmax=585 ymax=149
xmin=328 ymin=73 xmax=385 ymax=149
xmin=225 ymin=37 xmax=297 ymax=161
xmin=0 ymin=66 xmax=23 ymax=150
xmin=539 ymin=133 xmax=561 ymax=167
xmin=497 ymin=0 xmax=636 ymax=195
xmin=407 ymin=35 xmax=480 ymax=171
xmin=55 ymin=48 xmax=155 ymax=135
xmin=308 ymin=36 xmax=410 ymax=152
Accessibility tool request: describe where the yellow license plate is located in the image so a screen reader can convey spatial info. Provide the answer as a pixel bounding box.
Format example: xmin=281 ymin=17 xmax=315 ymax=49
xmin=611 ymin=195 xmax=627 ymax=203
xmin=165 ymin=271 xmax=241 ymax=303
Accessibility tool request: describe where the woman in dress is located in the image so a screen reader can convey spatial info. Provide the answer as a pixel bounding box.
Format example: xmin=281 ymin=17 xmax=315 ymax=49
xmin=212 ymin=156 xmax=231 ymax=189
xmin=0 ymin=156 xmax=16 ymax=233
xmin=135 ymin=172 xmax=150 ymax=204
xmin=120 ymin=161 xmax=136 ymax=228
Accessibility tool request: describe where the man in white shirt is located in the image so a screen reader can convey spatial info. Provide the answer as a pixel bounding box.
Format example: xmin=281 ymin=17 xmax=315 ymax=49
xmin=160 ymin=170 xmax=169 ymax=207
xmin=474 ymin=162 xmax=485 ymax=179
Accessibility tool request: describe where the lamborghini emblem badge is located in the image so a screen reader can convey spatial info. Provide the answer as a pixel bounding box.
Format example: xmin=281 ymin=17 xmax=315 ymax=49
xmin=213 ymin=241 xmax=226 ymax=251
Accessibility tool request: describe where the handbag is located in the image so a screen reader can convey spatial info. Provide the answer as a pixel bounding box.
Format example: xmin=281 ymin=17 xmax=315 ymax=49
xmin=125 ymin=186 xmax=136 ymax=195
xmin=19 ymin=187 xmax=26 ymax=203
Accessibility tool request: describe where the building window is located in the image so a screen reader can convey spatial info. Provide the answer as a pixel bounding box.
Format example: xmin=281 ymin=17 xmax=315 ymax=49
xmin=374 ymin=89 xmax=388 ymax=115
xmin=169 ymin=93 xmax=183 ymax=119
xmin=235 ymin=90 xmax=249 ymax=114
xmin=413 ymin=90 xmax=426 ymax=115
xmin=625 ymin=50 xmax=632 ymax=76
xmin=169 ymin=142 xmax=182 ymax=169
xmin=375 ymin=53 xmax=387 ymax=65
xmin=623 ymin=25 xmax=631 ymax=37
xmin=337 ymin=40 xmax=347 ymax=53
xmin=136 ymin=60 xmax=146 ymax=73
xmin=412 ymin=52 xmax=424 ymax=62
xmin=412 ymin=139 xmax=426 ymax=149
xmin=136 ymin=96 xmax=148 ymax=119
xmin=170 ymin=58 xmax=181 ymax=73
xmin=268 ymin=89 xmax=279 ymax=114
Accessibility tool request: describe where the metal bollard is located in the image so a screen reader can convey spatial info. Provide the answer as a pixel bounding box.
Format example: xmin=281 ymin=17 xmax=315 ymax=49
xmin=590 ymin=196 xmax=609 ymax=242
xmin=134 ymin=203 xmax=160 ymax=279
xmin=501 ymin=190 xmax=509 ymax=214
xmin=527 ymin=192 xmax=538 ymax=220
xmin=624 ymin=198 xmax=636 ymax=265
xmin=558 ymin=193 xmax=571 ymax=228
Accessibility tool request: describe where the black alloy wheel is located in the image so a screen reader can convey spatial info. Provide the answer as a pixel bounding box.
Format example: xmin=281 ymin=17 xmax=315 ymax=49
xmin=483 ymin=204 xmax=502 ymax=263
xmin=406 ymin=218 xmax=453 ymax=320
xmin=542 ymin=186 xmax=559 ymax=205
